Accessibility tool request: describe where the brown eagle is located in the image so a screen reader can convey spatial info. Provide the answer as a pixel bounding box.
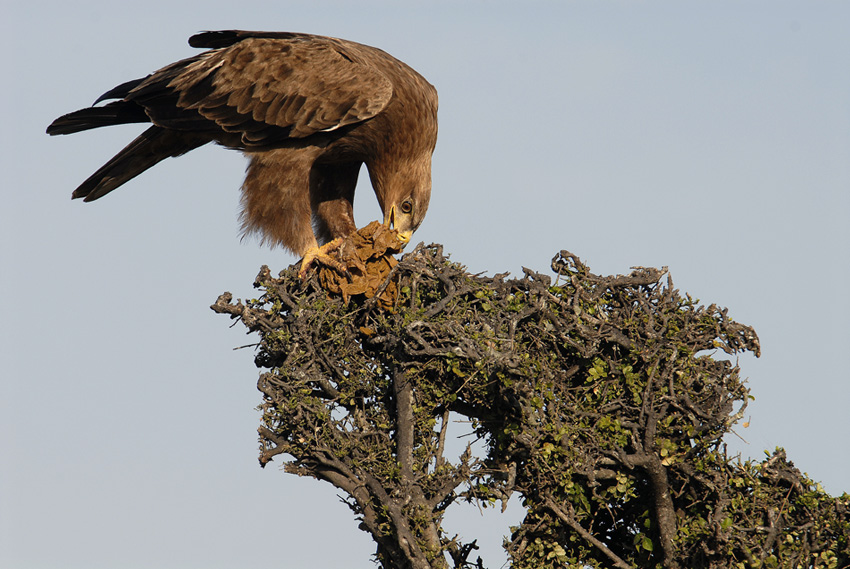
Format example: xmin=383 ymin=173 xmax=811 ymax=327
xmin=47 ymin=30 xmax=438 ymax=267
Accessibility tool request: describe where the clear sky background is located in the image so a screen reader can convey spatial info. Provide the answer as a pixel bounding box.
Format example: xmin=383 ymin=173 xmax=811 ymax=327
xmin=2 ymin=2 xmax=848 ymax=568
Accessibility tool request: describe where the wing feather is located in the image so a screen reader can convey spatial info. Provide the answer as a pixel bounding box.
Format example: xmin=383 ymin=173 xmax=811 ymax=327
xmin=128 ymin=36 xmax=393 ymax=145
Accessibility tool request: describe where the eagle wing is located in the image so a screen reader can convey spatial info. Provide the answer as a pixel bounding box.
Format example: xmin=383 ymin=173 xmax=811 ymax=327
xmin=122 ymin=33 xmax=394 ymax=145
xmin=47 ymin=31 xmax=402 ymax=205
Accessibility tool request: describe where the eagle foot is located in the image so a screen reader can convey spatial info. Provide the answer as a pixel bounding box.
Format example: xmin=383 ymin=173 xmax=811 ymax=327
xmin=298 ymin=238 xmax=349 ymax=279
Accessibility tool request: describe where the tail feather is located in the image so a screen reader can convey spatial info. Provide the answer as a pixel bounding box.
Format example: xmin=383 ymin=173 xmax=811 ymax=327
xmin=72 ymin=126 xmax=209 ymax=201
xmin=46 ymin=101 xmax=149 ymax=135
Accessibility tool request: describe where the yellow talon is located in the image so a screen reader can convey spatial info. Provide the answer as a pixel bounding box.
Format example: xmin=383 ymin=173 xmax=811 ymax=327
xmin=298 ymin=238 xmax=348 ymax=278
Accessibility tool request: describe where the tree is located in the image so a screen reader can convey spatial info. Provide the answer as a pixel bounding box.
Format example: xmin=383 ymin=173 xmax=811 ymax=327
xmin=212 ymin=238 xmax=849 ymax=569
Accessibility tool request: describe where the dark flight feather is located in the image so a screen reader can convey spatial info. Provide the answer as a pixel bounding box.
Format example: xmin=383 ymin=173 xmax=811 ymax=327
xmin=72 ymin=127 xmax=209 ymax=201
xmin=46 ymin=101 xmax=149 ymax=135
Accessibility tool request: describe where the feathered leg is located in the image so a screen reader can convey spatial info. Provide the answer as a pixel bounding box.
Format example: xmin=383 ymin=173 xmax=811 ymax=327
xmin=240 ymin=148 xmax=318 ymax=255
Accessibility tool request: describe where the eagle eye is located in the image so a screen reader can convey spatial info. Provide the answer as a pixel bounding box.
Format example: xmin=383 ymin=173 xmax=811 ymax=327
xmin=400 ymin=200 xmax=413 ymax=214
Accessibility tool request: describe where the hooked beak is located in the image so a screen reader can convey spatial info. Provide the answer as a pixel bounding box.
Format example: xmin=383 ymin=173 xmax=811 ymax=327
xmin=385 ymin=206 xmax=412 ymax=244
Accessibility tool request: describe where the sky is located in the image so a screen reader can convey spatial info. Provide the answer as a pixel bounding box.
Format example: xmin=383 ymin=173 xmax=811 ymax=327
xmin=2 ymin=2 xmax=848 ymax=568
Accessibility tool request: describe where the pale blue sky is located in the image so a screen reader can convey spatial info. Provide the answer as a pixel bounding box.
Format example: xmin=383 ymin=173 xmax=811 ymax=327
xmin=2 ymin=2 xmax=849 ymax=568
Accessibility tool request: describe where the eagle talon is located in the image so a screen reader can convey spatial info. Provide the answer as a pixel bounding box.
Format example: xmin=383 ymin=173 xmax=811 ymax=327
xmin=299 ymin=238 xmax=348 ymax=278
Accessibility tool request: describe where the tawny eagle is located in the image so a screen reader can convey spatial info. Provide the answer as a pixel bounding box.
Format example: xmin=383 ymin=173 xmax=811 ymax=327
xmin=47 ymin=30 xmax=438 ymax=265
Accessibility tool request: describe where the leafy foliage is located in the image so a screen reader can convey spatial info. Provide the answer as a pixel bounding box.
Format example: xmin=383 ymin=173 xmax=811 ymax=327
xmin=213 ymin=245 xmax=849 ymax=569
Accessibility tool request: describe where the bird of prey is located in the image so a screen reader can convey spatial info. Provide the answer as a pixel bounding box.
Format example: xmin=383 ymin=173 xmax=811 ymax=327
xmin=47 ymin=30 xmax=438 ymax=269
